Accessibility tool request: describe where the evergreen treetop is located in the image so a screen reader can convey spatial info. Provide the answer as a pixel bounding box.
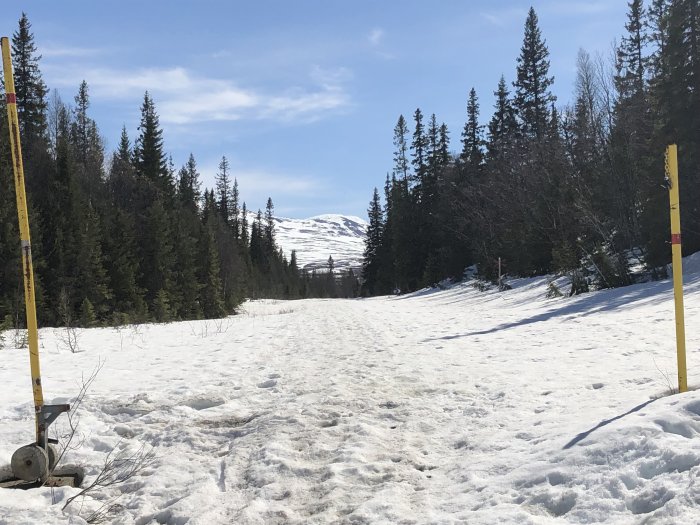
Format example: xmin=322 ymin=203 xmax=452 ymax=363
xmin=514 ymin=7 xmax=556 ymax=139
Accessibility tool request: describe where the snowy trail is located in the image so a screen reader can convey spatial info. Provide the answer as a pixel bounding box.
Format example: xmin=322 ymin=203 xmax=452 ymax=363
xmin=1 ymin=271 xmax=700 ymax=523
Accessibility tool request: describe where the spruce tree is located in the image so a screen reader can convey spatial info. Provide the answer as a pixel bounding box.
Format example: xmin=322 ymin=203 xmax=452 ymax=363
xmin=11 ymin=13 xmax=47 ymax=145
xmin=240 ymin=202 xmax=249 ymax=248
xmin=173 ymin=154 xmax=205 ymax=318
xmin=392 ymin=115 xmax=410 ymax=181
xmin=231 ymin=178 xmax=240 ymax=240
xmin=74 ymin=203 xmax=112 ymax=319
xmin=0 ymin=93 xmax=21 ymax=322
xmin=71 ymin=80 xmax=91 ymax=164
xmin=461 ymin=88 xmax=484 ymax=172
xmin=199 ymin=194 xmax=225 ymax=318
xmin=134 ymin=92 xmax=169 ymax=193
xmin=487 ymin=76 xmax=518 ymax=161
xmin=215 ymin=155 xmax=232 ymax=224
xmin=141 ymin=198 xmax=175 ymax=315
xmin=361 ymin=188 xmax=384 ymax=295
xmin=105 ymin=127 xmax=146 ymax=319
xmin=616 ymin=0 xmax=647 ymax=100
xmin=437 ymin=123 xmax=450 ymax=167
xmin=264 ymin=197 xmax=275 ymax=254
xmin=177 ymin=153 xmax=201 ymax=212
xmin=426 ymin=113 xmax=440 ymax=174
xmin=411 ymin=108 xmax=428 ymax=185
xmin=514 ymin=7 xmax=556 ymax=139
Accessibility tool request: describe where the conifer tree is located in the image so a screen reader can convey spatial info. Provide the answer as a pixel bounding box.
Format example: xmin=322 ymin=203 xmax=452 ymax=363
xmin=0 ymin=94 xmax=21 ymax=321
xmin=177 ymin=153 xmax=201 ymax=211
xmin=437 ymin=123 xmax=450 ymax=167
xmin=231 ymin=178 xmax=240 ymax=240
xmin=487 ymin=76 xmax=518 ymax=161
xmin=199 ymin=192 xmax=225 ymax=318
xmin=134 ymin=92 xmax=169 ymax=193
xmin=240 ymin=202 xmax=249 ymax=248
xmin=461 ymin=88 xmax=484 ymax=172
xmin=215 ymin=155 xmax=232 ymax=224
xmin=74 ymin=203 xmax=112 ymax=319
xmin=411 ymin=108 xmax=428 ymax=185
xmin=264 ymin=197 xmax=276 ymax=254
xmin=249 ymin=210 xmax=264 ymax=270
xmin=105 ymin=127 xmax=145 ymax=319
xmin=79 ymin=298 xmax=97 ymax=327
xmin=288 ymin=250 xmax=301 ymax=297
xmin=71 ymin=80 xmax=91 ymax=164
xmin=174 ymin=154 xmax=206 ymax=317
xmin=514 ymin=7 xmax=556 ymax=139
xmin=426 ymin=113 xmax=440 ymax=174
xmin=616 ymin=0 xmax=647 ymax=100
xmin=361 ymin=188 xmax=384 ymax=295
xmin=392 ymin=115 xmax=410 ymax=181
xmin=141 ymin=198 xmax=175 ymax=315
xmin=11 ymin=13 xmax=47 ymax=145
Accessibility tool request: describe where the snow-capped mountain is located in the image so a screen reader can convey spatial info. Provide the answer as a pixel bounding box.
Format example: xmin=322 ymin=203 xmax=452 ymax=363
xmin=273 ymin=214 xmax=368 ymax=272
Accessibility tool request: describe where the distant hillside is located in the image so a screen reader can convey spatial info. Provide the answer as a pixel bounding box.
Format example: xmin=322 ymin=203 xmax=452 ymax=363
xmin=272 ymin=214 xmax=368 ymax=272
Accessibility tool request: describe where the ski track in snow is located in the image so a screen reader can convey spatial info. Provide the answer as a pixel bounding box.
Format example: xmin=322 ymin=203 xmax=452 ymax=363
xmin=2 ymin=264 xmax=700 ymax=523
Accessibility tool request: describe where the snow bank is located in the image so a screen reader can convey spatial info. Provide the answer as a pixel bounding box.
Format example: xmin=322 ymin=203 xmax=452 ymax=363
xmin=1 ymin=268 xmax=699 ymax=523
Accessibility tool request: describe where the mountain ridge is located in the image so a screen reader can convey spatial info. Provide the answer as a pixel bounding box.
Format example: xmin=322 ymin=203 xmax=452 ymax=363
xmin=270 ymin=213 xmax=368 ymax=272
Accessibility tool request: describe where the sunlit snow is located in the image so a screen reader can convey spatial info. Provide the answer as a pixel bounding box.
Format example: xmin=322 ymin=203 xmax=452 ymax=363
xmin=1 ymin=255 xmax=700 ymax=523
xmin=273 ymin=214 xmax=367 ymax=272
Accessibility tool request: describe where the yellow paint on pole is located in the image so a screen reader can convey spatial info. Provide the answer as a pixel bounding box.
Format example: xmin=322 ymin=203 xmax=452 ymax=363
xmin=665 ymin=144 xmax=688 ymax=393
xmin=1 ymin=37 xmax=45 ymax=437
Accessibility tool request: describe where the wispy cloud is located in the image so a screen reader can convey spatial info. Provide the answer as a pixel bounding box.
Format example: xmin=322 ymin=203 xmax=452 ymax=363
xmin=368 ymin=28 xmax=384 ymax=47
xmin=480 ymin=7 xmax=528 ymax=27
xmin=39 ymin=43 xmax=103 ymax=58
xmin=366 ymin=27 xmax=395 ymax=60
xmin=198 ymin=161 xmax=324 ymax=206
xmin=45 ymin=64 xmax=351 ymax=125
xmin=544 ymin=1 xmax=614 ymax=16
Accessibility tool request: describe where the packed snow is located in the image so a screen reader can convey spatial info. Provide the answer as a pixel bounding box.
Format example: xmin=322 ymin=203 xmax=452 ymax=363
xmin=272 ymin=214 xmax=367 ymax=272
xmin=1 ymin=257 xmax=700 ymax=524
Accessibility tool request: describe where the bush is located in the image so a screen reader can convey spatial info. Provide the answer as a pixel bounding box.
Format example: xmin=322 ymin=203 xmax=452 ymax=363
xmin=80 ymin=298 xmax=97 ymax=327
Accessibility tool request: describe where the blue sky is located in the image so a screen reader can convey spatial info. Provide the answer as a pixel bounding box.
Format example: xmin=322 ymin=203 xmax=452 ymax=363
xmin=8 ymin=1 xmax=628 ymax=219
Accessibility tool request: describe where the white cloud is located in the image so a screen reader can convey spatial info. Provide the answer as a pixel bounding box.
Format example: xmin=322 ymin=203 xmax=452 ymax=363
xmin=368 ymin=28 xmax=384 ymax=47
xmin=310 ymin=65 xmax=353 ymax=88
xmin=44 ymin=65 xmax=351 ymax=125
xmin=262 ymin=88 xmax=349 ymax=123
xmin=198 ymin=161 xmax=323 ymax=205
xmin=39 ymin=44 xmax=103 ymax=58
xmin=366 ymin=28 xmax=395 ymax=60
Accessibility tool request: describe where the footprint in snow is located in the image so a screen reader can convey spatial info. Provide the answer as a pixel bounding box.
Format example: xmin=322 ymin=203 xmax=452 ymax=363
xmin=257 ymin=379 xmax=277 ymax=389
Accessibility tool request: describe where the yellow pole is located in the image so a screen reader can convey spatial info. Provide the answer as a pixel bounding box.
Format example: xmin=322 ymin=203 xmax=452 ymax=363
xmin=666 ymin=144 xmax=688 ymax=394
xmin=1 ymin=37 xmax=45 ymax=438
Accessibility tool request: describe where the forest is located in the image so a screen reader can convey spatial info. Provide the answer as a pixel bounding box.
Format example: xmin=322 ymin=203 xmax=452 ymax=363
xmin=0 ymin=14 xmax=358 ymax=328
xmin=361 ymin=1 xmax=700 ymax=297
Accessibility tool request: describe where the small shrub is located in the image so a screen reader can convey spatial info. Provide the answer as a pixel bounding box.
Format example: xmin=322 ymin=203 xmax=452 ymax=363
xmin=472 ymin=280 xmax=490 ymax=292
xmin=152 ymin=291 xmax=172 ymax=323
xmin=546 ymin=281 xmax=563 ymax=298
xmin=80 ymin=298 xmax=97 ymax=327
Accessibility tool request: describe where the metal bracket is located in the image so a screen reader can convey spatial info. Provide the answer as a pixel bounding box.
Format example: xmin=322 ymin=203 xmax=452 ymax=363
xmin=37 ymin=404 xmax=70 ymax=450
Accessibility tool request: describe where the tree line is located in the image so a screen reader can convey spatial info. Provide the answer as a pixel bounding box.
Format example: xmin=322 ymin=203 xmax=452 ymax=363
xmin=362 ymin=1 xmax=700 ymax=296
xmin=0 ymin=14 xmax=358 ymax=328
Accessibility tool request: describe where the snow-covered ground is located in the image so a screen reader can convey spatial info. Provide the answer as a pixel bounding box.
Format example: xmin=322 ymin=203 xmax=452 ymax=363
xmin=273 ymin=214 xmax=367 ymax=272
xmin=1 ymin=258 xmax=700 ymax=524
